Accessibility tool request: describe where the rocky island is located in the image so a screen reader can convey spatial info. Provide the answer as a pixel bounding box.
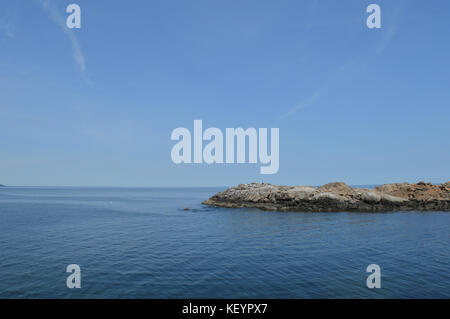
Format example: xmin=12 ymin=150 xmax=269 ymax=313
xmin=203 ymin=181 xmax=450 ymax=212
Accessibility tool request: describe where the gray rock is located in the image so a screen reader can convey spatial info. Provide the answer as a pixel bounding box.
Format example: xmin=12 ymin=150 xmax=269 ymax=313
xmin=361 ymin=191 xmax=381 ymax=203
xmin=203 ymin=181 xmax=450 ymax=212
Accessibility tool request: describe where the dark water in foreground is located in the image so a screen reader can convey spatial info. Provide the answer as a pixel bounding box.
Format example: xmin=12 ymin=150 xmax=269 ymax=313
xmin=0 ymin=187 xmax=449 ymax=298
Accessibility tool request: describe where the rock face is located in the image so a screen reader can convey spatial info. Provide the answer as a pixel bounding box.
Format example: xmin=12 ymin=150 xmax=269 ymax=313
xmin=202 ymin=182 xmax=450 ymax=212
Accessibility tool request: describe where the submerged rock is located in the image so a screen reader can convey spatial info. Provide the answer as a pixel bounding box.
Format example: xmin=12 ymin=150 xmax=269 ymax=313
xmin=202 ymin=181 xmax=450 ymax=212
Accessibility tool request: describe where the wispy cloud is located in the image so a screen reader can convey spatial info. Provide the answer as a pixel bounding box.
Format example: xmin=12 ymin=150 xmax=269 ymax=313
xmin=37 ymin=0 xmax=91 ymax=85
xmin=278 ymin=3 xmax=401 ymax=120
xmin=279 ymin=89 xmax=323 ymax=120
xmin=279 ymin=26 xmax=397 ymax=120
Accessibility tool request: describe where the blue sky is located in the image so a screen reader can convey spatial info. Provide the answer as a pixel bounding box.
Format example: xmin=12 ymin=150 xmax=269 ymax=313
xmin=1 ymin=0 xmax=449 ymax=186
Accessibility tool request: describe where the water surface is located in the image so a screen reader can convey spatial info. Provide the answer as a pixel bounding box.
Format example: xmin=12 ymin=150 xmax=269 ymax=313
xmin=0 ymin=187 xmax=448 ymax=298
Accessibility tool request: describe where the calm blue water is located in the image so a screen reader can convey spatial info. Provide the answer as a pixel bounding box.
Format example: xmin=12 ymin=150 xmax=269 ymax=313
xmin=0 ymin=187 xmax=449 ymax=298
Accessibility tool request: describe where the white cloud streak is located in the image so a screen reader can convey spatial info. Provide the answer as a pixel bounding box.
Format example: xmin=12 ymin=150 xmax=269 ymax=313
xmin=38 ymin=0 xmax=91 ymax=85
xmin=278 ymin=3 xmax=401 ymax=120
xmin=279 ymin=26 xmax=397 ymax=120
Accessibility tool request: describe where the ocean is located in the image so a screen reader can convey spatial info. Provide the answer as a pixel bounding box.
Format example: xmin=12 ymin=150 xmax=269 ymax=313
xmin=0 ymin=187 xmax=449 ymax=298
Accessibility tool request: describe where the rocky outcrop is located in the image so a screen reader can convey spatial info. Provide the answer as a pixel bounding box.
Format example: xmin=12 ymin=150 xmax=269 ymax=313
xmin=202 ymin=181 xmax=450 ymax=212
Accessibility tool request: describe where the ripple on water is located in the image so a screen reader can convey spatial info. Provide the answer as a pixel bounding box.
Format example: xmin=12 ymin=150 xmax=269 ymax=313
xmin=0 ymin=187 xmax=449 ymax=298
